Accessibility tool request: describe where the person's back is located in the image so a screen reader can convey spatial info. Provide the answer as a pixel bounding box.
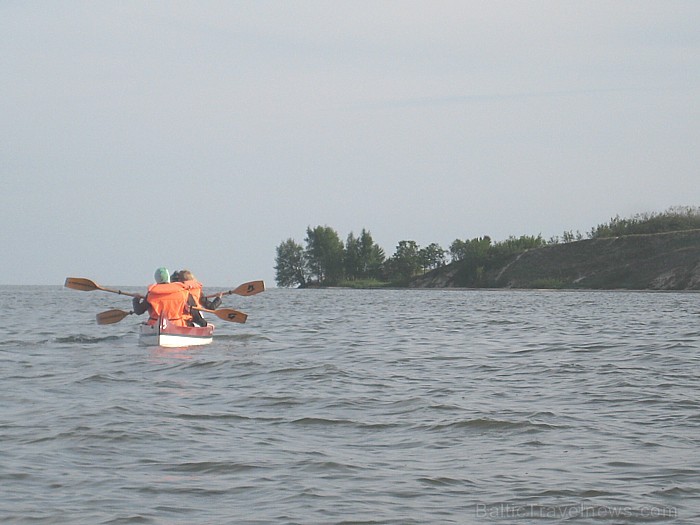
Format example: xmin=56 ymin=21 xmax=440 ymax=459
xmin=146 ymin=281 xmax=189 ymax=326
xmin=133 ymin=268 xmax=190 ymax=327
xmin=175 ymin=269 xmax=216 ymax=327
xmin=179 ymin=269 xmax=222 ymax=310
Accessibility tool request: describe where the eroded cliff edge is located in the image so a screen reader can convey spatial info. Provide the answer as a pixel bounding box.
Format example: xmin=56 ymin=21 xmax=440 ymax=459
xmin=410 ymin=229 xmax=700 ymax=290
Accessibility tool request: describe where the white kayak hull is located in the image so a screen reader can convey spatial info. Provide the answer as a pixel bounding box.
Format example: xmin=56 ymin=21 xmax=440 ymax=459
xmin=139 ymin=320 xmax=214 ymax=348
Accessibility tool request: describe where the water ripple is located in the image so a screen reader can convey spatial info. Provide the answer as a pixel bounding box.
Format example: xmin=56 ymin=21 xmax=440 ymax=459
xmin=1 ymin=287 xmax=699 ymax=524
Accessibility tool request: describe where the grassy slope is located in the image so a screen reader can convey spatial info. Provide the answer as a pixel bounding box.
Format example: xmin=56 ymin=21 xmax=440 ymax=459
xmin=411 ymin=229 xmax=700 ymax=290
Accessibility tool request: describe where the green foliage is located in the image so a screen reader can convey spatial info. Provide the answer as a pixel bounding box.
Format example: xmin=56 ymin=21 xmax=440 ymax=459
xmin=388 ymin=240 xmax=421 ymax=282
xmin=449 ymin=235 xmax=544 ymax=287
xmin=274 ymin=238 xmax=308 ymax=288
xmin=305 ymin=226 xmax=345 ymax=285
xmin=559 ymin=230 xmax=584 ymax=243
xmin=344 ymin=229 xmax=385 ymax=280
xmin=344 ymin=232 xmax=362 ymax=280
xmin=336 ymin=278 xmax=391 ymax=289
xmin=449 ymin=236 xmax=493 ymax=287
xmin=359 ymin=229 xmax=386 ymax=278
xmin=449 ymin=236 xmax=491 ymax=261
xmin=276 ymin=226 xmax=386 ymax=287
xmin=418 ymin=243 xmax=447 ymax=272
xmin=276 ymin=206 xmax=700 ymax=288
xmin=490 ymin=234 xmax=546 ymax=257
xmin=589 ymin=206 xmax=700 ymax=238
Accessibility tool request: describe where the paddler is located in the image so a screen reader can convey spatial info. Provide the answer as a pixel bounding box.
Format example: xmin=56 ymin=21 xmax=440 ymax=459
xmin=132 ymin=267 xmax=190 ymax=327
xmin=173 ymin=269 xmax=223 ymax=327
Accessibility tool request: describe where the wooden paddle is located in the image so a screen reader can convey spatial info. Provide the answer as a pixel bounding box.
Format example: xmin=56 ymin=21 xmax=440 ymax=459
xmin=70 ymin=276 xmax=250 ymax=325
xmin=65 ymin=277 xmax=143 ymax=298
xmin=192 ymin=307 xmax=248 ymax=324
xmin=96 ymin=309 xmax=134 ymax=325
xmin=66 ymin=277 xmax=263 ymax=300
xmin=205 ymin=280 xmax=265 ymax=298
xmin=96 ymin=307 xmax=248 ymax=325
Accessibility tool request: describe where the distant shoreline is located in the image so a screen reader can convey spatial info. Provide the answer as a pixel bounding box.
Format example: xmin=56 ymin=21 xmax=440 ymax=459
xmin=410 ymin=230 xmax=700 ymax=291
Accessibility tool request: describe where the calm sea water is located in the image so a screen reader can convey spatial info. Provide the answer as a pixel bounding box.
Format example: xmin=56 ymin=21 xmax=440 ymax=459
xmin=1 ymin=285 xmax=699 ymax=524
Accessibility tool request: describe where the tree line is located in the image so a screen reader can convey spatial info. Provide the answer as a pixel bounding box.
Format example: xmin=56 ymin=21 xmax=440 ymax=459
xmin=275 ymin=207 xmax=700 ymax=288
xmin=274 ymin=226 xmax=545 ymax=287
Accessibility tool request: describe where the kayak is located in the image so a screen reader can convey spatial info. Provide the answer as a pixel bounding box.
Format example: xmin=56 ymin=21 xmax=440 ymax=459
xmin=64 ymin=276 xmax=260 ymax=347
xmin=139 ymin=320 xmax=215 ymax=348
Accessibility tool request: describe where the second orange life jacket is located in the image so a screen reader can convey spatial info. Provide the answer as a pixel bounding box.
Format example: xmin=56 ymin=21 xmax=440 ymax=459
xmin=182 ymin=279 xmax=204 ymax=305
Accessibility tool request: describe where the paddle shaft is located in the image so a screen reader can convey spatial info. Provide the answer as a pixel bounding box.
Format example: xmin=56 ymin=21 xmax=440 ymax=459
xmin=66 ymin=277 xmax=262 ymax=300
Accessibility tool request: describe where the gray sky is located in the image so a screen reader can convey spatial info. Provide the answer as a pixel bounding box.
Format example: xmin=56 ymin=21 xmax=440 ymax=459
xmin=2 ymin=1 xmax=698 ymax=287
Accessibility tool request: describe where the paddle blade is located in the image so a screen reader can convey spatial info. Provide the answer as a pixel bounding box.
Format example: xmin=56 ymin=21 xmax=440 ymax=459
xmin=194 ymin=307 xmax=248 ymax=324
xmin=206 ymin=280 xmax=266 ymax=299
xmin=231 ymin=280 xmax=265 ymax=297
xmin=65 ymin=277 xmax=99 ymax=292
xmin=65 ymin=277 xmax=142 ymax=298
xmin=215 ymin=308 xmax=248 ymax=323
xmin=96 ymin=309 xmax=132 ymax=325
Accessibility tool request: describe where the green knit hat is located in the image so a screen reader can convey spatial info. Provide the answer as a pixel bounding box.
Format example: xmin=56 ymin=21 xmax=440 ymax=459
xmin=154 ymin=267 xmax=170 ymax=284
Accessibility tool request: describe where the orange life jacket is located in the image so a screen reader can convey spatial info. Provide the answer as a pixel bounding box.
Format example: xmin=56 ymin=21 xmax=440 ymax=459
xmin=182 ymin=279 xmax=204 ymax=306
xmin=146 ymin=282 xmax=189 ymax=326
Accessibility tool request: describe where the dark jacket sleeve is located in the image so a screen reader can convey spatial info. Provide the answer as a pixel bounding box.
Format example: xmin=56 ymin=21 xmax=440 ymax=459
xmin=201 ymin=296 xmax=222 ymax=309
xmin=132 ymin=297 xmax=149 ymax=315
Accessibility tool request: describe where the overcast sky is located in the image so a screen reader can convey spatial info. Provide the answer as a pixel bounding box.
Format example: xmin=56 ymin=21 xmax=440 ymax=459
xmin=2 ymin=1 xmax=698 ymax=287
